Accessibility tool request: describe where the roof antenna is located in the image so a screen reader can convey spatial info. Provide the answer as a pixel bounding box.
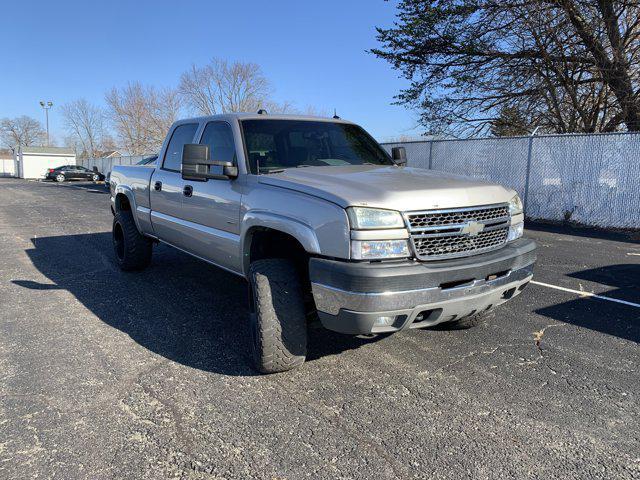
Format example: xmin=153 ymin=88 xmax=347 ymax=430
xmin=333 ymin=109 xmax=340 ymax=119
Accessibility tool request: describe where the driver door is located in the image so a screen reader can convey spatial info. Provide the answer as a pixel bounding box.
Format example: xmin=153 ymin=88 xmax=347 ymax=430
xmin=179 ymin=121 xmax=243 ymax=273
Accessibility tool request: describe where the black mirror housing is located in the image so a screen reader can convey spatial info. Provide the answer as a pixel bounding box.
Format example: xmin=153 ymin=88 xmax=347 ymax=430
xmin=391 ymin=146 xmax=407 ymax=166
xmin=181 ymin=144 xmax=238 ymax=180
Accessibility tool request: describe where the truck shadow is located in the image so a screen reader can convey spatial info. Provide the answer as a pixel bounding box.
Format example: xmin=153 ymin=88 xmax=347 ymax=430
xmin=535 ymin=264 xmax=640 ymax=343
xmin=568 ymin=264 xmax=640 ymax=304
xmin=14 ymin=233 xmax=382 ymax=376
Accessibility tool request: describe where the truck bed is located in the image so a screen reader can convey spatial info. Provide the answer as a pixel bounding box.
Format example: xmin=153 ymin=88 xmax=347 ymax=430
xmin=110 ymin=165 xmax=155 ymax=210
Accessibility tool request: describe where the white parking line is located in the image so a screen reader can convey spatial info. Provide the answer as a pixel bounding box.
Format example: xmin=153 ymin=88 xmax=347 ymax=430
xmin=531 ymin=280 xmax=640 ymax=309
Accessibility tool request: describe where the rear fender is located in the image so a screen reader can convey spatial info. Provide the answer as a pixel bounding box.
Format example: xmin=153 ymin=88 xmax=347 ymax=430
xmin=113 ymin=185 xmax=144 ymax=233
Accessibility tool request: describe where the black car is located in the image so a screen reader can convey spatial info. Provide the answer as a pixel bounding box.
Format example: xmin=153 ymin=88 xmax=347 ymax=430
xmin=45 ymin=165 xmax=105 ymax=183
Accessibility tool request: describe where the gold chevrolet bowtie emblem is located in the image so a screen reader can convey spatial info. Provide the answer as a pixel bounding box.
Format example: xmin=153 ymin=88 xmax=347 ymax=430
xmin=461 ymin=221 xmax=484 ymax=236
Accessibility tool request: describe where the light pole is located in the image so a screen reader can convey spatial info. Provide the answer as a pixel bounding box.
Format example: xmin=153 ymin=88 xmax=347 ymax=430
xmin=39 ymin=101 xmax=53 ymax=146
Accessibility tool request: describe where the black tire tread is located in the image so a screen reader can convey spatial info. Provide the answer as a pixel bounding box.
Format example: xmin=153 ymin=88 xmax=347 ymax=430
xmin=113 ymin=210 xmax=152 ymax=271
xmin=249 ymin=259 xmax=307 ymax=373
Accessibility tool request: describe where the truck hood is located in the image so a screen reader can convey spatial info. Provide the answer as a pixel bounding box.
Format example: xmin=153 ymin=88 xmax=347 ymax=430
xmin=257 ymin=165 xmax=514 ymax=211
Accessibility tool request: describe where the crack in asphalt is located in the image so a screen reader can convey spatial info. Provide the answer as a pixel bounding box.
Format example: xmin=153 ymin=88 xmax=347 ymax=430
xmin=419 ymin=343 xmax=525 ymax=375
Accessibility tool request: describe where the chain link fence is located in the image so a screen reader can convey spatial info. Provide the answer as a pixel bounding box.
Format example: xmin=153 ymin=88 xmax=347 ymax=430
xmin=382 ymin=132 xmax=640 ymax=229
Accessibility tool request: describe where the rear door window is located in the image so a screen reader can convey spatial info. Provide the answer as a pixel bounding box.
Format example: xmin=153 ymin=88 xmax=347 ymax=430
xmin=162 ymin=123 xmax=199 ymax=172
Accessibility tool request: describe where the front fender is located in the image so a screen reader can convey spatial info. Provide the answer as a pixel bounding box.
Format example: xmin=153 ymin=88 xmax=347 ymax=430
xmin=241 ymin=210 xmax=322 ymax=274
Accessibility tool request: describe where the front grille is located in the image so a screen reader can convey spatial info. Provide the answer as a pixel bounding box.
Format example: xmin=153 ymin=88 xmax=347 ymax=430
xmin=405 ymin=204 xmax=510 ymax=260
xmin=407 ymin=205 xmax=509 ymax=230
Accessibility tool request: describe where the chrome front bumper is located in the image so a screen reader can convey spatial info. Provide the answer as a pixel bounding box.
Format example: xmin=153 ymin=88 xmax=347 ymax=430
xmin=309 ymin=238 xmax=536 ymax=334
xmin=312 ymin=263 xmax=533 ymax=315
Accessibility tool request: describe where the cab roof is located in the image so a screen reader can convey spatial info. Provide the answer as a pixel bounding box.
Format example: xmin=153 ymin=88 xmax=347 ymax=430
xmin=174 ymin=112 xmax=355 ymax=126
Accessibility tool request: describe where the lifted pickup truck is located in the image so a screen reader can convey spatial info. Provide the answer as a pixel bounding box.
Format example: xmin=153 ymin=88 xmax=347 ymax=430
xmin=109 ymin=113 xmax=536 ymax=373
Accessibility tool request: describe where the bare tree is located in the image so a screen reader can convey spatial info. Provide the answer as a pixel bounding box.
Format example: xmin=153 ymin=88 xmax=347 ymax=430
xmin=179 ymin=58 xmax=274 ymax=114
xmin=105 ymin=83 xmax=149 ymax=155
xmin=0 ymin=116 xmax=45 ymax=148
xmin=372 ymin=0 xmax=640 ymax=135
xmin=60 ymin=99 xmax=109 ymax=158
xmin=146 ymin=87 xmax=183 ymax=146
xmin=297 ymin=105 xmax=330 ymax=117
xmin=490 ymin=106 xmax=533 ymax=137
xmin=264 ymin=99 xmax=296 ymax=114
xmin=105 ymin=82 xmax=182 ymax=155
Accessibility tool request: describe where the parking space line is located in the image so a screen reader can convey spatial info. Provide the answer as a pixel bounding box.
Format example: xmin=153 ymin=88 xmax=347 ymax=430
xmin=531 ymin=280 xmax=640 ymax=309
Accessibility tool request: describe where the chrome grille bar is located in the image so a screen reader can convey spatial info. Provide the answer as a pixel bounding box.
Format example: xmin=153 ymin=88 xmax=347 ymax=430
xmin=410 ymin=217 xmax=510 ymax=236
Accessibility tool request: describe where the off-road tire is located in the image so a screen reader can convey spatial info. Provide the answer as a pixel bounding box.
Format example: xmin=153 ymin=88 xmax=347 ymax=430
xmin=112 ymin=210 xmax=152 ymax=271
xmin=248 ymin=259 xmax=307 ymax=373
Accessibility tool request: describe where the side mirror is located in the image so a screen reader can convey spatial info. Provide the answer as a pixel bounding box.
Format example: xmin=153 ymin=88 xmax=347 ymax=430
xmin=181 ymin=144 xmax=238 ymax=181
xmin=391 ymin=146 xmax=407 ymax=166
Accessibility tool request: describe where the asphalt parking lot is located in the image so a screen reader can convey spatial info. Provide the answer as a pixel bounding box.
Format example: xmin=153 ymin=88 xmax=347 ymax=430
xmin=0 ymin=177 xmax=638 ymax=479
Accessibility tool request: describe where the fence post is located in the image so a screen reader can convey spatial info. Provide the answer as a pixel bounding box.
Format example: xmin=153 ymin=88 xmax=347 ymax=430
xmin=523 ymin=128 xmax=539 ymax=217
xmin=428 ymin=141 xmax=433 ymax=169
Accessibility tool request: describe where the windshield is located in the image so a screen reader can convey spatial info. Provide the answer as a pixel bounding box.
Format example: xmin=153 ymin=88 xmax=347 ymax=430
xmin=241 ymin=119 xmax=393 ymax=174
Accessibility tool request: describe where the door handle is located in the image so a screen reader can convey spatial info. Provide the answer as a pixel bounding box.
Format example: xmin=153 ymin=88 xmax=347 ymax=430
xmin=183 ymin=185 xmax=193 ymax=197
xmin=154 ymin=181 xmax=162 ymax=191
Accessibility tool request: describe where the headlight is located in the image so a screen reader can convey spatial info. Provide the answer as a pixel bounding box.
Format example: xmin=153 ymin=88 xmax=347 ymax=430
xmin=347 ymin=207 xmax=405 ymax=230
xmin=351 ymin=240 xmax=410 ymax=260
xmin=507 ymin=222 xmax=524 ymax=241
xmin=508 ymin=194 xmax=523 ymax=215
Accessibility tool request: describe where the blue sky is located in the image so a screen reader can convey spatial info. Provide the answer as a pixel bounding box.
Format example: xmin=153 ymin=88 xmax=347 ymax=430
xmin=1 ymin=0 xmax=420 ymax=143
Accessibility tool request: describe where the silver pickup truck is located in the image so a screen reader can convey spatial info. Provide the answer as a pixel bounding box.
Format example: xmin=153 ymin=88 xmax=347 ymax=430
xmin=109 ymin=112 xmax=536 ymax=373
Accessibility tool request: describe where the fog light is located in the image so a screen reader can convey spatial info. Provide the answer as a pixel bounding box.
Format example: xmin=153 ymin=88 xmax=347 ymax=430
xmin=507 ymin=222 xmax=524 ymax=242
xmin=373 ymin=315 xmax=395 ymax=327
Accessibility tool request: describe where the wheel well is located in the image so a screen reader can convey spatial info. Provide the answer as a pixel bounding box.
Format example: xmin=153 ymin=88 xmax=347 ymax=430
xmin=249 ymin=228 xmax=309 ymax=266
xmin=247 ymin=228 xmax=312 ymax=281
xmin=114 ymin=193 xmax=131 ymax=212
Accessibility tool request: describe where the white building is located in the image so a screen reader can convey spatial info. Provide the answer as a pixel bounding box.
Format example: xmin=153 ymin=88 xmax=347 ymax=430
xmin=0 ymin=152 xmax=15 ymax=177
xmin=14 ymin=146 xmax=76 ymax=179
